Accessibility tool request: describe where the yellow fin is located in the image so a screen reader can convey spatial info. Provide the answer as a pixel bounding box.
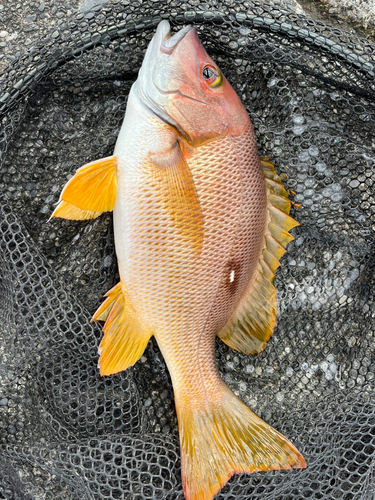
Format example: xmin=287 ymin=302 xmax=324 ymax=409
xmin=92 ymin=282 xmax=151 ymax=376
xmin=269 ymin=193 xmax=291 ymax=213
xmin=178 ymin=384 xmax=306 ymax=500
xmin=218 ymin=158 xmax=299 ymax=355
xmin=265 ymin=178 xmax=288 ymax=198
xmin=269 ymin=223 xmax=295 ymax=246
xmin=263 ymin=248 xmax=281 ymax=272
xmin=52 ymin=200 xmax=103 ymax=220
xmin=149 ymin=143 xmax=203 ymax=254
xmin=270 ymin=206 xmax=299 ymax=232
xmin=91 ymin=282 xmax=122 ymax=322
xmin=265 ymin=234 xmax=286 ymax=260
xmin=53 ymin=156 xmax=117 ymax=217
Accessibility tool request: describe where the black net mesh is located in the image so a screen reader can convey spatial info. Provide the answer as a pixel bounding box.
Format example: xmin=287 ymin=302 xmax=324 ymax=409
xmin=1 ymin=0 xmax=375 ymax=498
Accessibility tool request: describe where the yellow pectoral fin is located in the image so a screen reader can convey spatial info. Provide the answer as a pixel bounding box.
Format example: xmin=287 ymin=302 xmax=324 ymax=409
xmin=53 ymin=156 xmax=117 ymax=219
xmin=92 ymin=282 xmax=152 ymax=376
xmin=149 ymin=143 xmax=203 ymax=254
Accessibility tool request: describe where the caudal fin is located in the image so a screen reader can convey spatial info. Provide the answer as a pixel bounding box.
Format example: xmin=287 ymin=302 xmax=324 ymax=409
xmin=177 ymin=385 xmax=306 ymax=500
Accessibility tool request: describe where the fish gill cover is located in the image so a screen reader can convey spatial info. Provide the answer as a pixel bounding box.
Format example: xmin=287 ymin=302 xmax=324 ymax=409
xmin=0 ymin=0 xmax=374 ymax=499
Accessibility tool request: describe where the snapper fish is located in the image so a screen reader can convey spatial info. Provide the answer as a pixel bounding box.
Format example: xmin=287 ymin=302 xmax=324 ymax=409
xmin=52 ymin=20 xmax=306 ymax=500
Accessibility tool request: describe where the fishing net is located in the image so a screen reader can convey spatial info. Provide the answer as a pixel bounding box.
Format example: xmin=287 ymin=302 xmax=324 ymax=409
xmin=0 ymin=0 xmax=375 ymax=498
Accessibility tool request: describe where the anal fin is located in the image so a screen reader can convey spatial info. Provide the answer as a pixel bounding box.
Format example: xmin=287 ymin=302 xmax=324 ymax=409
xmin=218 ymin=158 xmax=299 ymax=355
xmin=92 ymin=282 xmax=122 ymax=322
xmin=92 ymin=282 xmax=152 ymax=376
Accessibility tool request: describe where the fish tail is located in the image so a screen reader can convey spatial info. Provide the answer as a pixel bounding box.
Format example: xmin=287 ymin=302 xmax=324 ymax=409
xmin=177 ymin=384 xmax=306 ymax=500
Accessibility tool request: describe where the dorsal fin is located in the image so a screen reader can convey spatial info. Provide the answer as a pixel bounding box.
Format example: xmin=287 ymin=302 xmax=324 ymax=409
xmin=217 ymin=158 xmax=299 ymax=355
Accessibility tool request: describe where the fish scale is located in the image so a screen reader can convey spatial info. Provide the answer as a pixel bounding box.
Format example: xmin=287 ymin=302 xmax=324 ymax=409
xmin=53 ymin=20 xmax=305 ymax=500
xmin=205 ymin=130 xmax=268 ymax=338
xmin=153 ymin=132 xmax=245 ymax=395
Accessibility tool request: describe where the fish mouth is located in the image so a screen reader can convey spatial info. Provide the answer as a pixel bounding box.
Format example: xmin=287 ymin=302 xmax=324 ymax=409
xmin=160 ymin=24 xmax=193 ymax=54
xmin=137 ymin=21 xmax=200 ymax=141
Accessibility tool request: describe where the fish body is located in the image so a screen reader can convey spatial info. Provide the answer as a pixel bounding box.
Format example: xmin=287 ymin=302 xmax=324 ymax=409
xmin=53 ymin=21 xmax=306 ymax=500
xmin=113 ymin=83 xmax=265 ymax=386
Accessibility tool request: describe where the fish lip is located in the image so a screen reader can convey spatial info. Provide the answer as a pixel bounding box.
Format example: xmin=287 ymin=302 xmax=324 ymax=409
xmin=160 ymin=24 xmax=193 ymax=54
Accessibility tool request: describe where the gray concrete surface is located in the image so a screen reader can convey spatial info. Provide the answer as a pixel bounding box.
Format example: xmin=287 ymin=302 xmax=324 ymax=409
xmin=298 ymin=0 xmax=374 ymax=38
xmin=322 ymin=0 xmax=375 ymax=28
xmin=0 ymin=0 xmax=373 ymax=71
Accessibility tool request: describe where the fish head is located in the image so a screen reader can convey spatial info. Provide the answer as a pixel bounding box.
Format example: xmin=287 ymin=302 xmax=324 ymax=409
xmin=137 ymin=21 xmax=250 ymax=146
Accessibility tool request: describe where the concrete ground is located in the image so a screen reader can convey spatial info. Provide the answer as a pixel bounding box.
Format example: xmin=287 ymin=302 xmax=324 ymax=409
xmin=0 ymin=0 xmax=373 ymax=71
xmin=298 ymin=0 xmax=375 ymax=38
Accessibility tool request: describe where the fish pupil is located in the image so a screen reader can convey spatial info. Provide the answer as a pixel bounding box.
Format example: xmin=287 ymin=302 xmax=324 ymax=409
xmin=202 ymin=67 xmax=214 ymax=79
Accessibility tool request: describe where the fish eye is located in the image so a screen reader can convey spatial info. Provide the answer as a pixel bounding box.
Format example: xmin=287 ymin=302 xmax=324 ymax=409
xmin=202 ymin=65 xmax=223 ymax=88
xmin=202 ymin=67 xmax=214 ymax=79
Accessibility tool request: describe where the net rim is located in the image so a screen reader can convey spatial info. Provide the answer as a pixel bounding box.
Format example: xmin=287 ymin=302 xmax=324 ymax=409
xmin=0 ymin=6 xmax=374 ymax=116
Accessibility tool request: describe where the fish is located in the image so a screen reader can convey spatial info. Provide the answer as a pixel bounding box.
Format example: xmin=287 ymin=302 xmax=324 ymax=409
xmin=52 ymin=20 xmax=306 ymax=500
